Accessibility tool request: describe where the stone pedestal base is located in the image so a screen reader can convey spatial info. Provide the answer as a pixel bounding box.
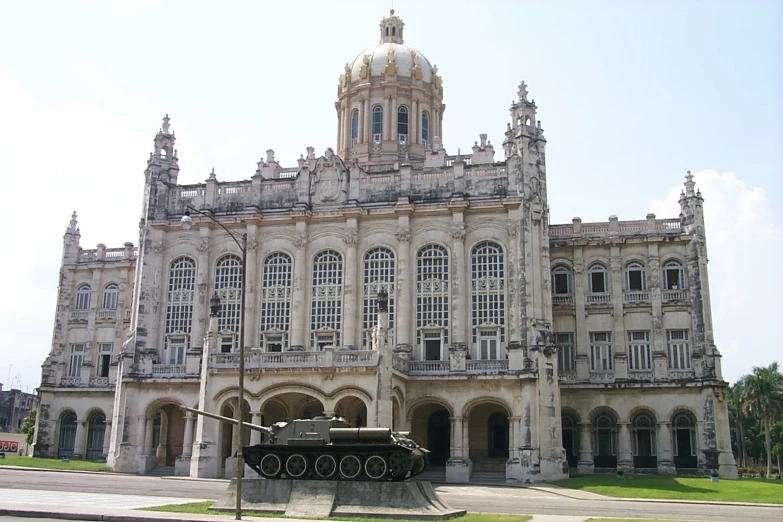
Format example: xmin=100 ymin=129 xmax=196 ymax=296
xmin=718 ymin=451 xmax=738 ymax=479
xmin=577 ymin=460 xmax=595 ymax=475
xmin=506 ymin=449 xmax=569 ymax=483
xmin=137 ymin=454 xmax=155 ymax=475
xmin=445 ymin=458 xmax=472 ymax=483
xmin=224 ymin=456 xmax=255 ymax=480
xmin=657 ymin=459 xmax=676 ymax=475
xmin=174 ymin=456 xmax=191 ymax=476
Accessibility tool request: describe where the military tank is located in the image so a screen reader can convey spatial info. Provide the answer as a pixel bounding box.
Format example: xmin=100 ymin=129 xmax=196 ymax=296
xmin=182 ymin=406 xmax=427 ymax=481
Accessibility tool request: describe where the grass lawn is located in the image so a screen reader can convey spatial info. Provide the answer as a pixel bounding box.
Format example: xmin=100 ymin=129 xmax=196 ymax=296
xmin=586 ymin=520 xmax=680 ymax=522
xmin=553 ymin=474 xmax=783 ymax=504
xmin=140 ymin=502 xmax=531 ymax=522
xmin=0 ymin=456 xmax=112 ymax=472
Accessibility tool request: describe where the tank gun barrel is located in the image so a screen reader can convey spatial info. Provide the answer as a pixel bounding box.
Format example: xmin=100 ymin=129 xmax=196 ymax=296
xmin=180 ymin=405 xmax=271 ymax=434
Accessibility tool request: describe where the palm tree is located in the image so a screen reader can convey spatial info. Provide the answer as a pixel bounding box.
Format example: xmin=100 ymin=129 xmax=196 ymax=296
xmin=742 ymin=363 xmax=783 ymax=478
xmin=728 ymin=378 xmax=749 ymax=467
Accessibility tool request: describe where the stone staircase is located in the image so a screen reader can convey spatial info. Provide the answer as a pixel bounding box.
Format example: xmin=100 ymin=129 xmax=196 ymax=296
xmin=147 ymin=465 xmax=175 ymax=477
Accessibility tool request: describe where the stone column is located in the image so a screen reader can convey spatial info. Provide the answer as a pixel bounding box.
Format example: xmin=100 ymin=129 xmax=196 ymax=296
xmin=617 ymin=422 xmax=633 ymax=471
xmin=290 ymin=231 xmax=308 ymax=350
xmin=181 ymin=412 xmax=195 ymax=458
xmin=144 ymin=416 xmax=155 ymax=455
xmin=391 ymin=96 xmax=398 ymax=142
xmin=446 ymin=416 xmax=471 ymax=483
xmin=363 ymin=98 xmax=370 ymax=143
xmin=136 ymin=416 xmax=147 ymax=454
xmin=250 ymin=411 xmax=264 ymax=445
xmin=244 ymin=225 xmax=258 ymax=349
xmin=191 ymin=227 xmax=210 ymax=353
xmin=384 ymin=97 xmax=392 ymax=141
xmin=343 ymin=231 xmax=359 ymax=349
xmin=411 ymin=99 xmax=418 ymax=145
xmin=73 ymin=418 xmax=87 ymax=459
xmin=577 ymin=422 xmax=594 ymax=473
xmin=395 ymin=227 xmax=412 ymax=351
xmin=450 ymin=221 xmax=467 ymax=349
xmin=657 ymin=421 xmax=675 ymax=474
xmin=610 ymin=251 xmax=627 ymax=380
xmin=101 ymin=420 xmax=112 ymax=459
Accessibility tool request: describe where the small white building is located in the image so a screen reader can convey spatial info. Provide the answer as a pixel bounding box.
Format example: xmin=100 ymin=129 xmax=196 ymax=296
xmin=33 ymin=10 xmax=737 ymax=482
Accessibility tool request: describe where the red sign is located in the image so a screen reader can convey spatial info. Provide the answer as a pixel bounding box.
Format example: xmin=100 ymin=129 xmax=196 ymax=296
xmin=0 ymin=440 xmax=19 ymax=452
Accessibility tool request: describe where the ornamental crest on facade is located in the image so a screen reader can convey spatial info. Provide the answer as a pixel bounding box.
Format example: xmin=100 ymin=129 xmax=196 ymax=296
xmin=310 ymin=148 xmax=349 ymax=206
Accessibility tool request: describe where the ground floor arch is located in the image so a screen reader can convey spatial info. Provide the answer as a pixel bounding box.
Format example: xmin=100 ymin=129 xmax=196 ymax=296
xmin=334 ymin=396 xmax=367 ymax=427
xmin=409 ymin=402 xmax=451 ymax=467
xmin=466 ymin=401 xmax=510 ymax=471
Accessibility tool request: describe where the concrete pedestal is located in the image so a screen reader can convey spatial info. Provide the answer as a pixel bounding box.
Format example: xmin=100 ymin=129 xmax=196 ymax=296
xmin=445 ymin=458 xmax=471 ymax=483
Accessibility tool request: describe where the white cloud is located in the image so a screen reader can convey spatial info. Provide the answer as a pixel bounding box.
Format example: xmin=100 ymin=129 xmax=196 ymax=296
xmin=650 ymin=170 xmax=783 ymax=383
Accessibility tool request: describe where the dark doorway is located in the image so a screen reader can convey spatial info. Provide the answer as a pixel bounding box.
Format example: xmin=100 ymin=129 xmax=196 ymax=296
xmin=562 ymin=416 xmax=578 ymax=468
xmin=58 ymin=412 xmax=77 ymax=458
xmin=488 ymin=413 xmax=509 ymax=458
xmin=425 ymin=340 xmax=441 ymax=361
xmin=673 ymin=414 xmax=698 ymax=469
xmin=427 ymin=409 xmax=451 ymax=465
xmin=633 ymin=414 xmax=657 ymax=468
xmin=86 ymin=413 xmax=106 ymax=461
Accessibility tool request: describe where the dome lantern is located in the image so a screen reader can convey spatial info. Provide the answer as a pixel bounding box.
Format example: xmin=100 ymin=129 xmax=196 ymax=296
xmin=380 ymin=9 xmax=404 ymax=44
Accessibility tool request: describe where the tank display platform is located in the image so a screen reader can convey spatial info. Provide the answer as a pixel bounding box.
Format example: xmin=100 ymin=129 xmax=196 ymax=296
xmin=212 ymin=478 xmax=465 ymax=519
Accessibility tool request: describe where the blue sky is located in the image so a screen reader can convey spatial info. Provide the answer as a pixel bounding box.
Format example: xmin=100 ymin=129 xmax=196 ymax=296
xmin=0 ymin=0 xmax=780 ymax=391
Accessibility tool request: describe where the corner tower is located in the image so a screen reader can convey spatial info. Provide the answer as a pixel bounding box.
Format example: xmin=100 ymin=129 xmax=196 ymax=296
xmin=336 ymin=10 xmax=445 ymax=163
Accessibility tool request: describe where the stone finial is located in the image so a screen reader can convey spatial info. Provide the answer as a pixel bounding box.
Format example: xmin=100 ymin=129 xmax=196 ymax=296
xmin=518 ymin=81 xmax=528 ymax=102
xmin=67 ymin=212 xmax=79 ymax=234
xmin=684 ymin=170 xmax=696 ymax=197
xmin=266 ymin=149 xmax=276 ymax=164
xmin=208 ymin=168 xmax=217 ymax=180
xmin=479 ymin=133 xmax=488 ymax=148
xmin=162 ymin=114 xmax=170 ymax=134
xmin=306 ymin=146 xmax=316 ymax=160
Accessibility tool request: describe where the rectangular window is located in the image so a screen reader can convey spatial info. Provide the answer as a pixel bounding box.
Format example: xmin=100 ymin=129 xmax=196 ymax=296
xmin=264 ymin=334 xmax=285 ymax=353
xmin=479 ymin=330 xmax=499 ymax=360
xmin=590 ymin=272 xmax=606 ymax=293
xmin=68 ymin=344 xmax=85 ymax=377
xmin=167 ymin=337 xmax=186 ymax=365
xmin=589 ymin=332 xmax=612 ymax=372
xmin=554 ymin=272 xmax=570 ymax=294
xmin=556 ymin=333 xmax=575 ymax=372
xmin=220 ymin=335 xmax=235 ymax=354
xmin=628 ymin=331 xmax=652 ymax=370
xmin=667 ymin=330 xmax=691 ymax=369
xmin=423 ymin=331 xmax=442 ymax=361
xmin=97 ymin=343 xmax=113 ymax=378
xmin=316 ymin=333 xmax=336 ymax=351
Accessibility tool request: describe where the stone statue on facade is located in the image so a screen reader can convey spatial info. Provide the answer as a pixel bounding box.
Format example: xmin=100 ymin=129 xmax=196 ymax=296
xmin=377 ymin=288 xmax=389 ymax=312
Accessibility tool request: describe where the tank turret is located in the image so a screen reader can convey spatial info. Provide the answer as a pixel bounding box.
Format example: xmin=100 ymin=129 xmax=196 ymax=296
xmin=182 ymin=406 xmax=427 ymax=481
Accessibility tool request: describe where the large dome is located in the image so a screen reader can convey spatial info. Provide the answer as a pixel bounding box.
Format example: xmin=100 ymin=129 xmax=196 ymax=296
xmin=348 ymin=42 xmax=435 ymax=84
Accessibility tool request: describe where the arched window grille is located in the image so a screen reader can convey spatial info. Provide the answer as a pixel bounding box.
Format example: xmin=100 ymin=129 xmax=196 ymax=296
xmin=672 ymin=413 xmax=698 ymax=468
xmin=86 ymin=412 xmax=106 ymax=460
xmin=102 ymin=283 xmax=119 ymax=310
xmin=471 ymin=241 xmax=505 ymax=360
xmin=350 ymin=109 xmax=359 ymax=147
xmin=588 ymin=263 xmax=609 ymax=293
xmin=311 ymin=250 xmax=343 ymax=350
xmin=397 ymin=106 xmax=409 ymax=144
xmin=164 ymin=257 xmax=196 ymax=364
xmin=561 ymin=415 xmax=578 ymax=467
xmin=58 ymin=412 xmax=77 ymax=458
xmin=372 ymin=106 xmax=383 ymax=144
xmin=215 ymin=255 xmax=242 ymax=353
xmin=632 ymin=413 xmax=657 ymax=459
xmin=421 ymin=111 xmax=430 ymax=148
xmin=260 ymin=252 xmax=292 ymax=352
xmin=552 ymin=264 xmax=572 ymax=294
xmin=625 ymin=261 xmax=647 ymax=291
xmin=75 ymin=284 xmax=91 ymax=310
xmin=663 ymin=260 xmax=686 ymax=290
xmin=593 ymin=413 xmax=617 ymax=467
xmin=416 ymin=245 xmax=449 ymax=360
xmin=362 ymin=247 xmax=395 ymax=349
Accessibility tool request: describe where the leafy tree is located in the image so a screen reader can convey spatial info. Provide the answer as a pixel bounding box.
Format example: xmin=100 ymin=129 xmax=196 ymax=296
xmin=741 ymin=363 xmax=783 ymax=478
xmin=19 ymin=408 xmax=36 ymax=446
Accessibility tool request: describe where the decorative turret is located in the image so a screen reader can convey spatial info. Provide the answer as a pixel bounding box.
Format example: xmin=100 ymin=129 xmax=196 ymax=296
xmin=379 ymin=9 xmax=405 ymax=44
xmin=62 ymin=212 xmax=81 ymax=264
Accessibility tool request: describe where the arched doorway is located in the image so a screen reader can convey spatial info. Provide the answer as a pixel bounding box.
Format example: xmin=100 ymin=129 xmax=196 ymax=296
xmin=86 ymin=412 xmax=106 ymax=461
xmin=593 ymin=413 xmax=617 ymax=469
xmin=58 ymin=412 xmax=77 ymax=459
xmin=672 ymin=413 xmax=697 ymax=469
xmin=561 ymin=415 xmax=578 ymax=468
xmin=219 ymin=399 xmax=251 ymax=469
xmin=467 ymin=402 xmax=509 ymax=472
xmin=632 ymin=413 xmax=657 ymax=469
xmin=334 ymin=396 xmax=367 ymax=428
xmin=427 ymin=410 xmax=451 ymax=465
xmin=487 ymin=413 xmax=509 ymax=458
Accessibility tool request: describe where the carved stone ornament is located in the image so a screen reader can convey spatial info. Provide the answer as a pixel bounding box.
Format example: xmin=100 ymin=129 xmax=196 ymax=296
xmin=450 ymin=224 xmax=466 ymax=241
xmin=293 ymin=234 xmax=308 ymax=250
xmin=151 ymin=241 xmax=164 ymax=255
xmin=507 ymin=222 xmax=519 ymax=238
xmin=310 ymin=149 xmax=348 ymax=205
xmin=395 ymin=228 xmax=412 ymax=243
xmin=196 ymin=240 xmax=209 ymax=253
xmin=573 ymin=263 xmax=584 ymax=275
xmin=343 ymin=233 xmax=359 ymax=247
xmin=247 ymin=238 xmax=259 ymax=251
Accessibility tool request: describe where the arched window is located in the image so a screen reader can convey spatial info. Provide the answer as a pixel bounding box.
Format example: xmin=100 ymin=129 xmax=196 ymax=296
xmin=588 ymin=263 xmax=609 ymax=293
xmin=58 ymin=411 xmax=77 ymax=458
xmin=421 ymin=111 xmax=430 ymax=148
xmin=561 ymin=415 xmax=578 ymax=467
xmin=417 ymin=245 xmax=449 ymax=360
xmin=260 ymin=253 xmax=292 ymax=352
xmin=362 ymin=247 xmax=395 ymax=349
xmin=75 ymin=284 xmax=91 ymax=310
xmin=372 ymin=106 xmax=383 ymax=143
xmin=397 ymin=106 xmax=409 ymax=144
xmin=86 ymin=412 xmax=106 ymax=460
xmin=102 ymin=283 xmax=119 ymax=310
xmin=215 ymin=255 xmax=243 ymax=353
xmin=350 ymin=109 xmax=359 ymax=147
xmin=593 ymin=413 xmax=617 ymax=468
xmin=552 ymin=264 xmax=572 ymax=294
xmin=471 ymin=242 xmax=505 ymax=360
xmin=632 ymin=413 xmax=657 ymax=468
xmin=663 ymin=260 xmax=686 ymax=290
xmin=672 ymin=413 xmax=698 ymax=468
xmin=164 ymin=257 xmax=196 ymax=364
xmin=625 ymin=261 xmax=647 ymax=291
xmin=311 ymin=250 xmax=343 ymax=350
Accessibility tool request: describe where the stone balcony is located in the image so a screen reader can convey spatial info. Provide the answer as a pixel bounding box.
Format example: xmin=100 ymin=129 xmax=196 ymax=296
xmin=208 ymin=349 xmax=378 ymax=370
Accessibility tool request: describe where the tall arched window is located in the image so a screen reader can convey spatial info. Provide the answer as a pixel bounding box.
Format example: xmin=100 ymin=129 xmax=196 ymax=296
xmin=588 ymin=262 xmax=609 ymax=293
xmin=663 ymin=260 xmax=686 ymax=290
xmin=350 ymin=109 xmax=359 ymax=147
xmin=672 ymin=413 xmax=698 ymax=468
xmin=260 ymin=252 xmax=292 ymax=352
xmin=625 ymin=261 xmax=647 ymax=291
xmin=362 ymin=247 xmax=395 ymax=349
xmin=86 ymin=412 xmax=106 ymax=460
xmin=421 ymin=111 xmax=430 ymax=148
xmin=75 ymin=284 xmax=91 ymax=310
xmin=215 ymin=255 xmax=243 ymax=353
xmin=397 ymin=106 xmax=409 ymax=144
xmin=164 ymin=257 xmax=196 ymax=364
xmin=417 ymin=245 xmax=449 ymax=360
xmin=311 ymin=250 xmax=343 ymax=350
xmin=102 ymin=283 xmax=119 ymax=310
xmin=471 ymin=241 xmax=505 ymax=360
xmin=552 ymin=264 xmax=572 ymax=294
xmin=593 ymin=413 xmax=617 ymax=468
xmin=561 ymin=415 xmax=578 ymax=467
xmin=58 ymin=411 xmax=77 ymax=458
xmin=632 ymin=413 xmax=657 ymax=468
xmin=372 ymin=106 xmax=383 ymax=143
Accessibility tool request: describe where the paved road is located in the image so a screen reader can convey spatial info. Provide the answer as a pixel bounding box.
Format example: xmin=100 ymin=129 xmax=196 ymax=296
xmin=1 ymin=468 xmax=780 ymax=522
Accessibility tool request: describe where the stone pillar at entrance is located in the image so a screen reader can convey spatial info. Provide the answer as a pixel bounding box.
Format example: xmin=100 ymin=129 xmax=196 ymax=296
xmin=577 ymin=422 xmax=594 ymax=474
xmin=101 ymin=420 xmax=112 ymax=460
xmin=175 ymin=411 xmax=195 ymax=476
xmin=72 ymin=418 xmax=87 ymax=459
xmin=656 ymin=421 xmax=675 ymax=474
xmin=249 ymin=411 xmax=264 ymax=445
xmin=446 ymin=416 xmax=470 ymax=483
xmin=617 ymin=422 xmax=633 ymax=472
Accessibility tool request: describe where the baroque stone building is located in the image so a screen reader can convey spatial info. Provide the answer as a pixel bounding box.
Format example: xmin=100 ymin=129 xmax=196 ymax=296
xmin=33 ymin=11 xmax=737 ymax=482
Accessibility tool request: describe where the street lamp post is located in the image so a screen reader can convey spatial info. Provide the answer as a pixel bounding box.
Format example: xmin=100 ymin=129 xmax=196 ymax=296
xmin=181 ymin=207 xmax=247 ymax=520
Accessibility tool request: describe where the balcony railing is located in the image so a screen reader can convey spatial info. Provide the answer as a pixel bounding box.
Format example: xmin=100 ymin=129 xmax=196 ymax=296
xmin=586 ymin=293 xmax=611 ymax=305
xmin=552 ymin=294 xmax=574 ymax=306
xmin=623 ymin=291 xmax=650 ymax=304
xmin=628 ymin=371 xmax=654 ymax=382
xmin=89 ymin=376 xmax=110 ymax=386
xmin=69 ymin=310 xmax=89 ymax=321
xmin=668 ymin=369 xmax=694 ymax=380
xmin=558 ymin=371 xmax=577 ymax=383
xmin=589 ymin=372 xmax=615 ymax=384
xmin=466 ymin=359 xmax=508 ymax=374
xmin=96 ymin=309 xmax=117 ymax=321
xmin=209 ymin=350 xmax=379 ymax=369
xmin=152 ymin=364 xmax=187 ymax=376
xmin=408 ymin=360 xmax=450 ymax=375
xmin=663 ymin=290 xmax=689 ymax=302
xmin=60 ymin=376 xmax=81 ymax=386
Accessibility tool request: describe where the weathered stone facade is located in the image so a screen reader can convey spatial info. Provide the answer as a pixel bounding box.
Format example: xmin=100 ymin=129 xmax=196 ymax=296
xmin=33 ymin=11 xmax=736 ymax=481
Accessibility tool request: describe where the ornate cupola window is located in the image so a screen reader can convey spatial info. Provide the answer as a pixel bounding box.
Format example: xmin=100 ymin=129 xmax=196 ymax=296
xmin=380 ymin=9 xmax=404 ymax=44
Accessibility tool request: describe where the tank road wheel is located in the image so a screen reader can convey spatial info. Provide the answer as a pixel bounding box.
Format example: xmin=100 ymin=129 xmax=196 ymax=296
xmin=388 ymin=450 xmax=413 ymax=479
xmin=364 ymin=455 xmax=388 ymax=480
xmin=259 ymin=453 xmax=282 ymax=478
xmin=314 ymin=454 xmax=337 ymax=479
xmin=339 ymin=455 xmax=362 ymax=479
xmin=285 ymin=454 xmax=308 ymax=478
